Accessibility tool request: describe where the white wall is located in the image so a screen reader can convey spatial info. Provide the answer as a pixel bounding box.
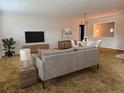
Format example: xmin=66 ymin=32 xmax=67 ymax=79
xmin=0 ymin=12 xmax=2 ymax=44
xmin=0 ymin=12 xmax=80 ymax=54
xmin=87 ymin=12 xmax=124 ymax=50
xmin=2 ymin=11 xmax=123 ymax=54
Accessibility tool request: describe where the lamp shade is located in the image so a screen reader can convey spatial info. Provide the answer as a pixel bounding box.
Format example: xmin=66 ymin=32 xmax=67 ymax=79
xmin=20 ymin=49 xmax=31 ymax=61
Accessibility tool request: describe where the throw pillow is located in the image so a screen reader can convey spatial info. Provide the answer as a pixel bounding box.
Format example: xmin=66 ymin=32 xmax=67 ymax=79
xmin=87 ymin=41 xmax=96 ymax=47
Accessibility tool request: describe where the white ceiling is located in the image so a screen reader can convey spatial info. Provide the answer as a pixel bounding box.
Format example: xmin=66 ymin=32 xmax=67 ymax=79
xmin=0 ymin=0 xmax=124 ymax=18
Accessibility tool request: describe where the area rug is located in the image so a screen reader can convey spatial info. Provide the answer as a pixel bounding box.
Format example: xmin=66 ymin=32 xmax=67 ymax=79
xmin=0 ymin=48 xmax=124 ymax=93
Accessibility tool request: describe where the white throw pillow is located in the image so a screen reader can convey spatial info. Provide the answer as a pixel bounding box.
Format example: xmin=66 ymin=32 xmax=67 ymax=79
xmin=81 ymin=41 xmax=87 ymax=47
xmin=76 ymin=41 xmax=87 ymax=47
xmin=71 ymin=40 xmax=78 ymax=48
xmin=87 ymin=41 xmax=96 ymax=47
xmin=96 ymin=40 xmax=102 ymax=47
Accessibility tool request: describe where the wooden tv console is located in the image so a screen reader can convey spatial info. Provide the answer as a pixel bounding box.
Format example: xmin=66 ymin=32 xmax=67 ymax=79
xmin=23 ymin=44 xmax=49 ymax=53
xmin=58 ymin=40 xmax=72 ymax=49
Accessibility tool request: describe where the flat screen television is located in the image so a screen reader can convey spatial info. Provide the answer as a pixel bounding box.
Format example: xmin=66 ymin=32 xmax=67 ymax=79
xmin=25 ymin=31 xmax=44 ymax=43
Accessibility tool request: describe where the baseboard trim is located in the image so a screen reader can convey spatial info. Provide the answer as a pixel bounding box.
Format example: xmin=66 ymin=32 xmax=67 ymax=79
xmin=100 ymin=47 xmax=124 ymax=51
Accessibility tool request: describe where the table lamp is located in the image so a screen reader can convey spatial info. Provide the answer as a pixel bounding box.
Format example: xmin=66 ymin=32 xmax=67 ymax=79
xmin=20 ymin=48 xmax=31 ymax=68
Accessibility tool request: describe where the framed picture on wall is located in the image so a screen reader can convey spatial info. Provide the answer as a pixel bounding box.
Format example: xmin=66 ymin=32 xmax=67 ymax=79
xmin=62 ymin=28 xmax=72 ymax=40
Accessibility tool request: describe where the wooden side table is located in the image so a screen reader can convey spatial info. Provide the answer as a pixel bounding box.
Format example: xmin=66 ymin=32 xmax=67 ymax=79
xmin=19 ymin=66 xmax=39 ymax=88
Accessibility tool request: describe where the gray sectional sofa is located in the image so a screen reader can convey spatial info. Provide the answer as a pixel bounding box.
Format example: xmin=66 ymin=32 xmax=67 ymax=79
xmin=32 ymin=47 xmax=100 ymax=88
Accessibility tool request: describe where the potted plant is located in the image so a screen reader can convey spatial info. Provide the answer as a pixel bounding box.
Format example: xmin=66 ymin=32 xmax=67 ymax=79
xmin=2 ymin=38 xmax=16 ymax=57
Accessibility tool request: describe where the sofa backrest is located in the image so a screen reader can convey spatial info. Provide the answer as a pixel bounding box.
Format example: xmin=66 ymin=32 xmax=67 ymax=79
xmin=42 ymin=47 xmax=99 ymax=80
xmin=44 ymin=48 xmax=74 ymax=56
xmin=38 ymin=48 xmax=74 ymax=58
xmin=41 ymin=47 xmax=97 ymax=57
xmin=75 ymin=46 xmax=96 ymax=51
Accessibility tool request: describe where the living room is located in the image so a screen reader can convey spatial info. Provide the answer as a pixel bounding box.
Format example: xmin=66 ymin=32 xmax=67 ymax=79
xmin=0 ymin=0 xmax=124 ymax=93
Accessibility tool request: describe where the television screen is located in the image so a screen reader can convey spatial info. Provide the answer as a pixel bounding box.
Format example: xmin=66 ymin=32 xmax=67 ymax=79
xmin=25 ymin=31 xmax=44 ymax=43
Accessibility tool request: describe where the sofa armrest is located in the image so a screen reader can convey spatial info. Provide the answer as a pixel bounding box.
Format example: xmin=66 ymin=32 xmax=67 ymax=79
xmin=32 ymin=54 xmax=41 ymax=66
xmin=35 ymin=57 xmax=45 ymax=81
xmin=32 ymin=54 xmax=45 ymax=81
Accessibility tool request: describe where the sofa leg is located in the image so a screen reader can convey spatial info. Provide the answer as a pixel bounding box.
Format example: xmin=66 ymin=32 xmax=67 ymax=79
xmin=97 ymin=64 xmax=99 ymax=69
xmin=42 ymin=81 xmax=45 ymax=89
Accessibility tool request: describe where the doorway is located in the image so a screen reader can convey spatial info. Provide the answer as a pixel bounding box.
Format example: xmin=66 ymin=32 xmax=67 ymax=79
xmin=79 ymin=25 xmax=84 ymax=41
